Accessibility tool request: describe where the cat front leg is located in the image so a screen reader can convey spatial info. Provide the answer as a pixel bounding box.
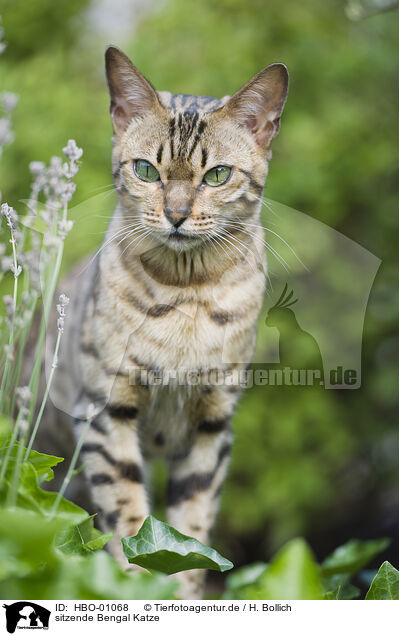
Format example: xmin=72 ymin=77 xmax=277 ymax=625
xmin=74 ymin=393 xmax=149 ymax=568
xmin=167 ymin=393 xmax=235 ymax=599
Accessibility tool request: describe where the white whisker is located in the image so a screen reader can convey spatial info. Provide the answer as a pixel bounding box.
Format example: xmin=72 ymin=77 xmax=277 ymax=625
xmin=118 ymin=228 xmax=154 ymax=258
xmin=79 ymin=220 xmax=146 ymax=273
xmin=88 ymin=183 xmax=116 ymax=193
xmin=213 ymin=230 xmax=259 ymax=276
xmin=208 ymin=233 xmax=236 ymax=266
xmin=222 ymin=222 xmax=290 ymax=272
xmin=224 ymin=217 xmax=306 ymax=271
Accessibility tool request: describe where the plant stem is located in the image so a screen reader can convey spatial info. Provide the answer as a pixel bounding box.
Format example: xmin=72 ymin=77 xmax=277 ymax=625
xmin=49 ymin=410 xmax=94 ymax=518
xmin=25 ymin=328 xmax=62 ymax=459
xmin=27 ymin=202 xmax=67 ymax=420
xmin=0 ymin=410 xmax=22 ymax=482
xmin=0 ymin=220 xmax=20 ymax=409
xmin=9 ymin=295 xmax=38 ymax=415
xmin=6 ymin=421 xmax=27 ymax=507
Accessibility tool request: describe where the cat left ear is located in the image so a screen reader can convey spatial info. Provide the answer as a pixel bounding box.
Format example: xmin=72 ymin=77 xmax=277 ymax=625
xmin=224 ymin=63 xmax=289 ymax=148
xmin=105 ymin=46 xmax=161 ymax=135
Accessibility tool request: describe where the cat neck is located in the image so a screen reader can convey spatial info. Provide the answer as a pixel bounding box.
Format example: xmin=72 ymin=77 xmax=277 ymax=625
xmin=111 ymin=220 xmax=262 ymax=288
xmin=138 ymin=241 xmax=241 ymax=287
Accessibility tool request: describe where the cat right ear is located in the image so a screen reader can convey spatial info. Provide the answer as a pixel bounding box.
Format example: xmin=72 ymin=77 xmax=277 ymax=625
xmin=223 ymin=63 xmax=289 ymax=148
xmin=105 ymin=46 xmax=160 ymax=136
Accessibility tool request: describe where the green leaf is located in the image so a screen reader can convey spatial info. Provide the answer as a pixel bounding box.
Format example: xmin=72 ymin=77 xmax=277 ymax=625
xmin=0 ymin=507 xmax=64 ymax=596
xmin=56 ymin=551 xmax=177 ymax=600
xmin=122 ymin=516 xmax=233 ymax=575
xmin=321 ymin=538 xmax=390 ymax=576
xmin=322 ymin=574 xmax=360 ymax=599
xmin=225 ymin=562 xmax=267 ymax=590
xmin=0 ymin=461 xmax=88 ymax=525
xmin=0 ymin=508 xmax=177 ymax=600
xmin=56 ymin=515 xmax=112 ymax=555
xmin=242 ymin=539 xmax=323 ymax=600
xmin=222 ymin=562 xmax=268 ymax=599
xmin=366 ymin=561 xmax=399 ymax=600
xmin=0 ymin=417 xmax=64 ymax=483
xmin=22 ymin=446 xmax=64 ymax=482
xmin=1 ymin=442 xmax=63 ymax=482
xmin=0 ymin=416 xmax=12 ymax=443
xmin=324 ymin=583 xmax=360 ymax=599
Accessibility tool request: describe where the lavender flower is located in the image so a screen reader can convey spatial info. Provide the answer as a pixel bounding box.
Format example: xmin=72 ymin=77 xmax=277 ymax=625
xmin=3 ymin=294 xmax=14 ymax=320
xmin=27 ymin=140 xmax=82 ymax=230
xmin=63 ymin=139 xmax=83 ymax=162
xmin=1 ymin=92 xmax=18 ymax=113
xmin=58 ymin=219 xmax=74 ymax=239
xmin=16 ymin=386 xmax=32 ymax=436
xmin=1 ymin=202 xmax=18 ymax=226
xmin=16 ymin=385 xmax=32 ymax=411
xmin=10 ymin=262 xmax=22 ymax=278
xmin=0 ymin=117 xmax=14 ymax=147
xmin=56 ymin=293 xmax=70 ymax=333
xmin=1 ymin=255 xmax=13 ymax=272
xmin=29 ymin=161 xmax=46 ymax=176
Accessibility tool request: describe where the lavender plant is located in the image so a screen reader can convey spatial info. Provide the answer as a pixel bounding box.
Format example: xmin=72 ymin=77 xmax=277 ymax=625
xmin=0 ymin=144 xmax=81 ymax=490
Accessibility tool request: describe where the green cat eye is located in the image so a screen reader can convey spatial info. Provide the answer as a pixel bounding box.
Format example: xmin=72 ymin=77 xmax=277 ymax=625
xmin=134 ymin=159 xmax=160 ymax=183
xmin=203 ymin=165 xmax=231 ymax=187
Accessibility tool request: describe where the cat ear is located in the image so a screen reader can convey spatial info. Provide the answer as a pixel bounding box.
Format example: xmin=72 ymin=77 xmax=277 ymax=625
xmin=105 ymin=46 xmax=161 ymax=135
xmin=224 ymin=63 xmax=289 ymax=148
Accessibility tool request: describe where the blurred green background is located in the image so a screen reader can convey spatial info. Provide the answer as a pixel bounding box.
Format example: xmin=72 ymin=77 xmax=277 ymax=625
xmin=1 ymin=0 xmax=398 ymax=574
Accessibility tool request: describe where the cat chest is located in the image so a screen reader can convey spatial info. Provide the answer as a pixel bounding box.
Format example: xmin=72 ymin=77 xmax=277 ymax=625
xmin=97 ymin=269 xmax=263 ymax=375
xmin=127 ymin=303 xmax=228 ymax=371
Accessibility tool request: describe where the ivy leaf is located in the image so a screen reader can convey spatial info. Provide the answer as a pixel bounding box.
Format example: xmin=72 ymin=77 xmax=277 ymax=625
xmin=366 ymin=562 xmax=399 ymax=600
xmin=241 ymin=539 xmax=323 ymax=600
xmin=321 ymin=538 xmax=390 ymax=576
xmin=122 ymin=516 xmax=233 ymax=575
xmin=323 ymin=583 xmax=360 ymax=600
xmin=225 ymin=562 xmax=267 ymax=590
xmin=322 ymin=574 xmax=360 ymax=599
xmin=56 ymin=515 xmax=112 ymax=555
xmin=222 ymin=562 xmax=267 ymax=599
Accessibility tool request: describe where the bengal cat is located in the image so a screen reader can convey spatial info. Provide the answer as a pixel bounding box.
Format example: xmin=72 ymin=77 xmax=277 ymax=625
xmin=59 ymin=46 xmax=288 ymax=598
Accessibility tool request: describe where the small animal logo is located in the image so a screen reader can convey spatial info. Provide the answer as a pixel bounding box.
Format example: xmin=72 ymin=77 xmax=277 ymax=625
xmin=266 ymin=283 xmax=323 ymax=374
xmin=2 ymin=602 xmax=50 ymax=634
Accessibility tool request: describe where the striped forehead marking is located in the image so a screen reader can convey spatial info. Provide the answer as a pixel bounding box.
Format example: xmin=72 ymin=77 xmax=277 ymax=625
xmin=156 ymin=92 xmax=229 ymax=164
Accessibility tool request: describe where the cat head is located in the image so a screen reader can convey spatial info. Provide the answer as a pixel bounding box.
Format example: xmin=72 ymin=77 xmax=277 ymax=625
xmin=105 ymin=46 xmax=288 ymax=252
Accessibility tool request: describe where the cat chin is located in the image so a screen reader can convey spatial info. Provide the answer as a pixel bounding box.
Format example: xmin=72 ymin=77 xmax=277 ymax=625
xmin=156 ymin=233 xmax=203 ymax=252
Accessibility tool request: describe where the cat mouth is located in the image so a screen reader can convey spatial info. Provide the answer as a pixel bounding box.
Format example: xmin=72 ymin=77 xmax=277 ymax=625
xmin=168 ymin=230 xmax=195 ymax=242
xmin=160 ymin=229 xmax=202 ymax=250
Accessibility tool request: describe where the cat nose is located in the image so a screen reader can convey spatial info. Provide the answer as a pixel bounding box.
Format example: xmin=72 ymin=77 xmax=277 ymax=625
xmin=164 ymin=208 xmax=191 ymax=229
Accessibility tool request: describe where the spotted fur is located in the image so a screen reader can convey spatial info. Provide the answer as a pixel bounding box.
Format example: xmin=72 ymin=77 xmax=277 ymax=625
xmin=56 ymin=47 xmax=288 ymax=598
